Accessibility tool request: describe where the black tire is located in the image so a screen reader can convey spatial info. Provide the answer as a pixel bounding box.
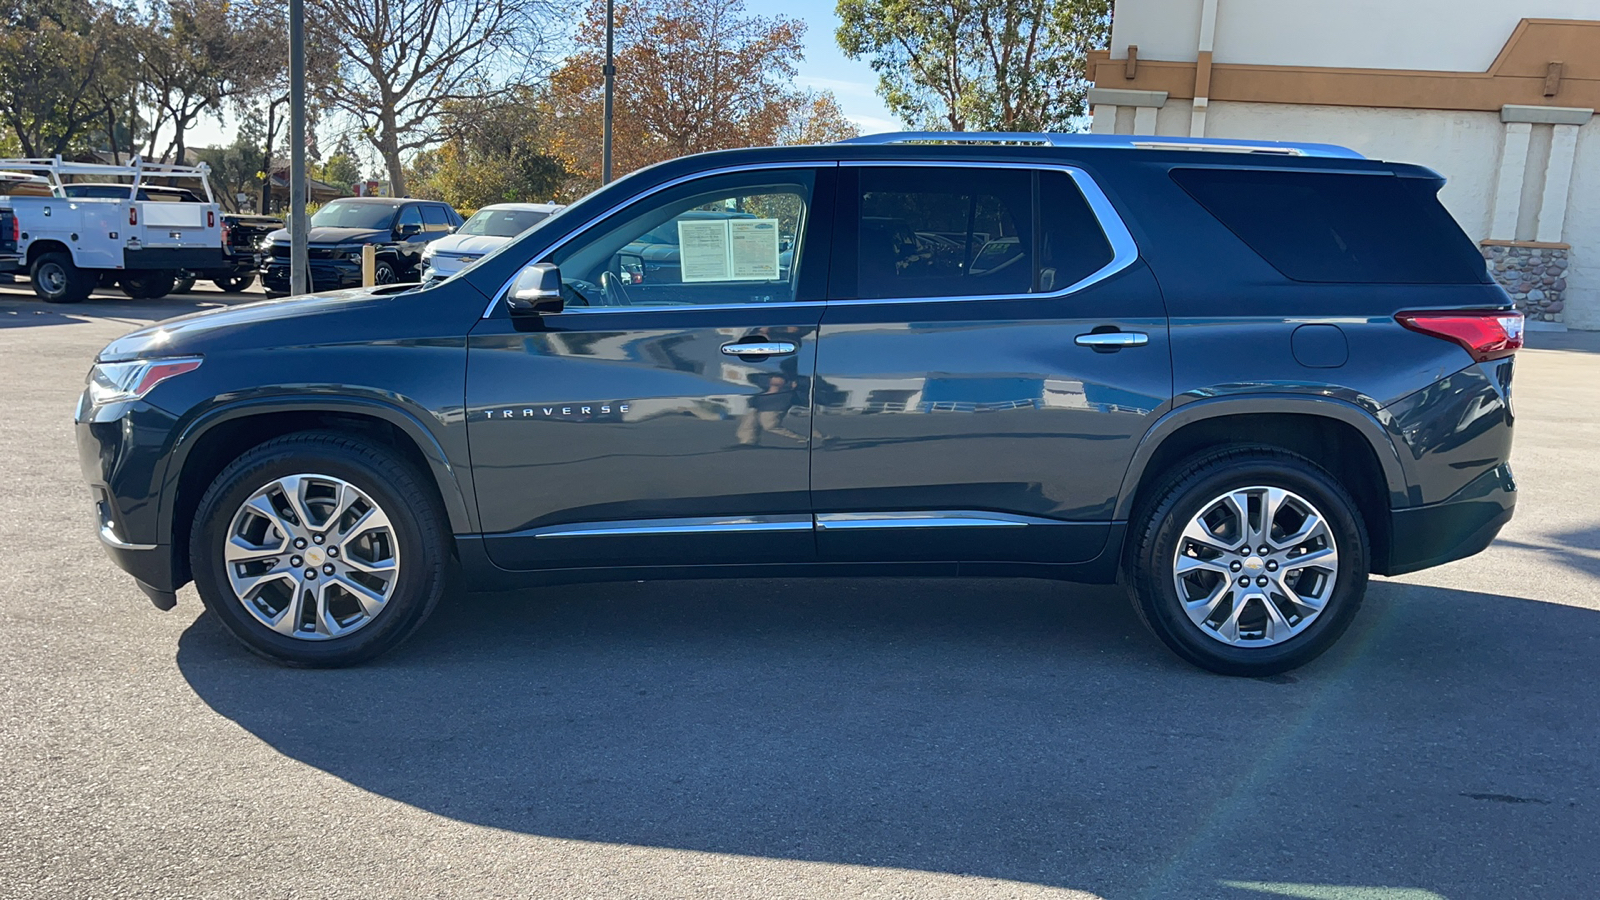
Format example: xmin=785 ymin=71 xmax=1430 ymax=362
xmin=172 ymin=271 xmax=198 ymax=294
xmin=1126 ymin=446 xmax=1369 ymax=677
xmin=30 ymin=252 xmax=94 ymax=303
xmin=374 ymin=259 xmax=398 ymax=285
xmin=213 ymin=273 xmax=255 ymax=292
xmin=122 ymin=270 xmax=176 ymax=300
xmin=189 ymin=431 xmax=449 ymax=667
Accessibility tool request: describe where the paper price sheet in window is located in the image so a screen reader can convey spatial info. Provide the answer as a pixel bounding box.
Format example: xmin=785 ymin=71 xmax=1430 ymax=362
xmin=677 ymin=218 xmax=782 ymax=282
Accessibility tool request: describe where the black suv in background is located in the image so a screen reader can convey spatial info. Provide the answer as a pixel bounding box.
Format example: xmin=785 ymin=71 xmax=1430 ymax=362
xmin=261 ymin=197 xmax=462 ymax=296
xmin=76 ymin=134 xmax=1521 ymax=675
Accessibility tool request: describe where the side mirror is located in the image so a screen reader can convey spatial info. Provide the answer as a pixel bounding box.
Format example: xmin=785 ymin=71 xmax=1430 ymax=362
xmin=507 ymin=262 xmax=563 ymax=315
xmin=398 ymin=223 xmax=422 ymax=237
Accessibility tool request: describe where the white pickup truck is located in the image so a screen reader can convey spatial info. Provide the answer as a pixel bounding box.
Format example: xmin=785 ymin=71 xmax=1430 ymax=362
xmin=0 ymin=157 xmax=226 ymax=302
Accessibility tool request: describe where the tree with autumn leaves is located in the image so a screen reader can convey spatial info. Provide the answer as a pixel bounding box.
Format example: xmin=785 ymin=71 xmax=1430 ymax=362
xmin=539 ymin=0 xmax=859 ymax=195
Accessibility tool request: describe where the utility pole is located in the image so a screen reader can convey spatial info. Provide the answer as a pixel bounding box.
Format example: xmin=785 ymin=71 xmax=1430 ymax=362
xmin=601 ymin=0 xmax=614 ymax=185
xmin=288 ymin=0 xmax=309 ymax=295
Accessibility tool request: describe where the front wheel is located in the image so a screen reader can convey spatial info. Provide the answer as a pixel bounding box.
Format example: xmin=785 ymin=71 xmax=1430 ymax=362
xmin=373 ymin=259 xmax=398 ymax=285
xmin=1126 ymin=447 xmax=1369 ymax=677
xmin=189 ymin=432 xmax=449 ymax=666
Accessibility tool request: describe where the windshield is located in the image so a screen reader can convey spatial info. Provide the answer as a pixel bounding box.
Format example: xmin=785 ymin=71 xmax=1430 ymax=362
xmin=310 ymin=201 xmax=398 ymax=230
xmin=459 ymin=208 xmax=552 ymax=238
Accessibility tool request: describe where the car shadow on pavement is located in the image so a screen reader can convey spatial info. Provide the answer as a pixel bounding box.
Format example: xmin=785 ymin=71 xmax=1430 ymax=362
xmin=176 ymin=578 xmax=1600 ymax=899
xmin=0 ymin=291 xmax=251 ymax=326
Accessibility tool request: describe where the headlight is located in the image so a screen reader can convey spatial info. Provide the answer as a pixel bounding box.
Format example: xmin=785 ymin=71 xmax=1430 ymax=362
xmin=87 ymin=357 xmax=203 ymax=406
xmin=421 ymin=244 xmax=437 ymax=260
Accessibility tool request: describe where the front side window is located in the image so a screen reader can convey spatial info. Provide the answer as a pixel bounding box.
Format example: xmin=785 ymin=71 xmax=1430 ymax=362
xmin=310 ymin=201 xmax=399 ymax=231
xmin=395 ymin=205 xmax=424 ymax=232
xmin=548 ymin=170 xmax=814 ymax=309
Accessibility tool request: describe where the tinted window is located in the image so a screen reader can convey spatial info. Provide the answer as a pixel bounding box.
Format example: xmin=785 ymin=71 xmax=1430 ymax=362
xmin=1171 ymin=168 xmax=1489 ymax=284
xmin=310 ymin=201 xmax=399 ymax=230
xmin=1039 ymin=171 xmax=1115 ymax=291
xmin=396 ymin=205 xmax=424 ymax=231
xmin=855 ymin=167 xmax=1033 ymax=299
xmin=421 ymin=204 xmax=451 ymax=231
xmin=550 ymin=170 xmax=813 ymax=308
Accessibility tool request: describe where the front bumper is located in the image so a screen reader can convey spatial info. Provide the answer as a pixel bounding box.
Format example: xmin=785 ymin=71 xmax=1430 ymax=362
xmin=262 ymin=259 xmax=366 ymax=294
xmin=76 ymin=391 xmax=184 ymax=608
xmin=1380 ymin=462 xmax=1516 ymax=576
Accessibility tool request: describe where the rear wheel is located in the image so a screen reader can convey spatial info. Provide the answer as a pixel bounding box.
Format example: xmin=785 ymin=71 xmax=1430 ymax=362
xmin=213 ymin=273 xmax=255 ymax=292
xmin=30 ymin=252 xmax=94 ymax=303
xmin=1127 ymin=446 xmax=1369 ymax=676
xmin=122 ymin=270 xmax=176 ymax=300
xmin=189 ymin=432 xmax=449 ymax=667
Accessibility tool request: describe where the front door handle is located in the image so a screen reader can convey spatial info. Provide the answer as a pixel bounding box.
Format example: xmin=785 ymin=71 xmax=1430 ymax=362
xmin=1075 ymin=331 xmax=1149 ymax=349
xmin=721 ymin=341 xmax=798 ymax=357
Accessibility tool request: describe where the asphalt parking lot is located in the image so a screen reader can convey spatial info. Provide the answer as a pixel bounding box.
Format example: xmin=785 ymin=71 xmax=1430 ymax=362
xmin=2 ymin=282 xmax=1598 ymax=900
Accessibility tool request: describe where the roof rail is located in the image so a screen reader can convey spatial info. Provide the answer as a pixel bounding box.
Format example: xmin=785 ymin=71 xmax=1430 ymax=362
xmin=836 ymin=132 xmax=1365 ymax=159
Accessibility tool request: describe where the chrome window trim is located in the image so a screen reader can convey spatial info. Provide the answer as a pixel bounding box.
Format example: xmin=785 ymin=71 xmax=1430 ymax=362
xmin=481 ymin=159 xmax=1141 ymax=317
xmin=530 ymin=514 xmax=814 ymax=539
xmin=481 ymin=161 xmax=833 ymax=319
xmin=814 ymin=510 xmax=1055 ymax=530
xmin=833 ymin=160 xmax=1139 ymax=307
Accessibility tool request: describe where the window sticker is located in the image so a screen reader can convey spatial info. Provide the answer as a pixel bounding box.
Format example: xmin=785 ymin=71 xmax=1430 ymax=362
xmin=678 ymin=217 xmax=781 ymax=282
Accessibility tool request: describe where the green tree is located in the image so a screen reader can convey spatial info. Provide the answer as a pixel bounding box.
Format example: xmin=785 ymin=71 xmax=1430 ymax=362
xmin=837 ymin=0 xmax=1111 ymax=132
xmin=0 ymin=0 xmax=123 ymax=157
xmin=408 ymin=84 xmax=566 ymax=208
xmin=316 ymin=136 xmax=363 ymax=191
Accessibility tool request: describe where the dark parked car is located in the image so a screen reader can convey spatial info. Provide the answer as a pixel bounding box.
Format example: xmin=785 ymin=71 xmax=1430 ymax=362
xmin=260 ymin=197 xmax=463 ymax=296
xmin=77 ymin=134 xmax=1521 ymax=675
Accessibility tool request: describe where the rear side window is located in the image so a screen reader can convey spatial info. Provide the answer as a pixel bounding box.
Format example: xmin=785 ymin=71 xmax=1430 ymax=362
xmin=851 ymin=166 xmax=1114 ymax=300
xmin=1171 ymin=168 xmax=1488 ymax=284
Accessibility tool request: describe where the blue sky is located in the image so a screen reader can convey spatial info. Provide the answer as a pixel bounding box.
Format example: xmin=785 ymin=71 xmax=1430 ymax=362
xmin=187 ymin=0 xmax=900 ymax=154
xmin=780 ymin=0 xmax=900 ymax=133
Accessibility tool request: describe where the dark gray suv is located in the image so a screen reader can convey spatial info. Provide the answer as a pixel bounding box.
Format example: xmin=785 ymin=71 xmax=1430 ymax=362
xmin=75 ymin=133 xmax=1521 ymax=675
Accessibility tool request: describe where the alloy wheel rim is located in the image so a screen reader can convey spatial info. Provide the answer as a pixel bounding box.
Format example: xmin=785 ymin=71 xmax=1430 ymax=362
xmin=1171 ymin=485 xmax=1339 ymax=647
xmin=224 ymin=473 xmax=400 ymax=640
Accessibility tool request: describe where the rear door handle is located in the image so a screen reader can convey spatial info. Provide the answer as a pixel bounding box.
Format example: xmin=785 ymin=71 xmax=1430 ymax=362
xmin=1075 ymin=331 xmax=1149 ymax=349
xmin=721 ymin=341 xmax=798 ymax=356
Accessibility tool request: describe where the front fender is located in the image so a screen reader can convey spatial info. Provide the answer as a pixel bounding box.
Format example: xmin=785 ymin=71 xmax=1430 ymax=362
xmin=161 ymin=393 xmax=478 ymax=539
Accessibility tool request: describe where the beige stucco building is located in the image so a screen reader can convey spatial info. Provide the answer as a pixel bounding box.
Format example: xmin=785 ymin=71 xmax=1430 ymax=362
xmin=1089 ymin=1 xmax=1600 ymax=329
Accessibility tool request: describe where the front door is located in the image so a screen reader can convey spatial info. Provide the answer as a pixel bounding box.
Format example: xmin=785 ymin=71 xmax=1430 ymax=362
xmin=811 ymin=163 xmax=1172 ymax=564
xmin=466 ymin=166 xmax=832 ymax=570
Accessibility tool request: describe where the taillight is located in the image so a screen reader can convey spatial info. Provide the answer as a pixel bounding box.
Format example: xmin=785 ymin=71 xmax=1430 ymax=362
xmin=207 ymin=210 xmax=215 ymax=228
xmin=220 ymin=220 xmax=231 ymax=246
xmin=9 ymin=213 xmax=16 ymax=243
xmin=1396 ymin=310 xmax=1524 ymax=362
xmin=129 ymin=207 xmax=137 ymax=226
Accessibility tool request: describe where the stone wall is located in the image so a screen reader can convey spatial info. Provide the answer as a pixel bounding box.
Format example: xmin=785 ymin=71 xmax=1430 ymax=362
xmin=1483 ymin=243 xmax=1569 ymax=324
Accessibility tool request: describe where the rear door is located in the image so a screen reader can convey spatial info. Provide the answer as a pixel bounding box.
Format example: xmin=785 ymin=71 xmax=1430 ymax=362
xmin=811 ymin=162 xmax=1172 ymax=564
xmin=465 ymin=165 xmax=834 ymax=570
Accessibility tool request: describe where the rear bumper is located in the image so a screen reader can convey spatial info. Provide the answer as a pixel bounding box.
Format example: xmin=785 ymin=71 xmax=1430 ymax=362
xmin=125 ymin=247 xmax=227 ymax=270
xmin=1380 ymin=462 xmax=1516 ymax=576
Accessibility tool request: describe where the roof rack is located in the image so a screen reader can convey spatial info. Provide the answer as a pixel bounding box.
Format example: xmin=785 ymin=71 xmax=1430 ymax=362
xmin=0 ymin=156 xmax=217 ymax=202
xmin=836 ymin=132 xmax=1365 ymax=160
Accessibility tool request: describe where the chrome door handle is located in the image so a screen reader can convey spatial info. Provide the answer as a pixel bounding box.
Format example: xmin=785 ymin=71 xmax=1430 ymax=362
xmin=721 ymin=341 xmax=797 ymax=356
xmin=1075 ymin=331 xmax=1149 ymax=349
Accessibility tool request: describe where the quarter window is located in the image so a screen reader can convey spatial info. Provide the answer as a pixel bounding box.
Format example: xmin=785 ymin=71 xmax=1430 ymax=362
xmin=548 ymin=170 xmax=815 ymax=309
